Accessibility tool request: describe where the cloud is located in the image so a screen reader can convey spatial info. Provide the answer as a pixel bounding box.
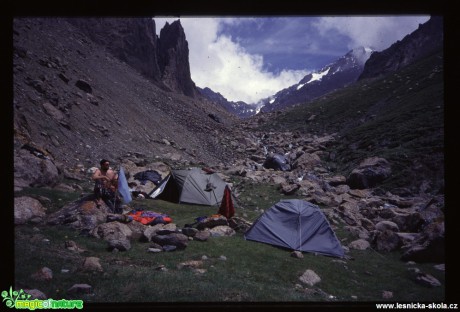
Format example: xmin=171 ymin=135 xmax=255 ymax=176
xmin=313 ymin=16 xmax=431 ymax=51
xmin=154 ymin=17 xmax=309 ymax=104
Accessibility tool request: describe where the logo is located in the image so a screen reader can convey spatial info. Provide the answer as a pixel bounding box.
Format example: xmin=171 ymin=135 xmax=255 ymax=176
xmin=2 ymin=287 xmax=84 ymax=310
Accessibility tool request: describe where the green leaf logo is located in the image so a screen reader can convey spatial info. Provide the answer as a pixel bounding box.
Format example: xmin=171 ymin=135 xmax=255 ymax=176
xmin=1 ymin=287 xmax=31 ymax=309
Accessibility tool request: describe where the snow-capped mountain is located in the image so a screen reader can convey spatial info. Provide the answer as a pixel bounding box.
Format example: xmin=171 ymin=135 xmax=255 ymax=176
xmin=198 ymin=47 xmax=373 ymax=118
xmin=259 ymin=46 xmax=374 ymax=113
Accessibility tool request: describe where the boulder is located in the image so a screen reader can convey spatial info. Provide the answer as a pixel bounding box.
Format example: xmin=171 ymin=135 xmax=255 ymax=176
xmin=152 ymin=233 xmax=189 ymax=249
xmin=347 ymin=157 xmax=391 ymax=189
xmin=47 ymin=195 xmax=110 ymax=232
xmin=348 ymin=239 xmax=370 ymax=250
xmin=14 ymin=148 xmax=60 ymax=189
xmin=299 ymin=269 xmax=321 ymax=287
xmin=373 ymin=230 xmax=401 ymax=252
xmin=401 ymin=221 xmax=445 ymax=263
xmin=14 ymin=196 xmax=47 ymax=225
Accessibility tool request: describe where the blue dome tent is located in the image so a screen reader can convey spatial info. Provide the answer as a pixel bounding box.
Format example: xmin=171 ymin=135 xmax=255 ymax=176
xmin=244 ymin=199 xmax=344 ymax=258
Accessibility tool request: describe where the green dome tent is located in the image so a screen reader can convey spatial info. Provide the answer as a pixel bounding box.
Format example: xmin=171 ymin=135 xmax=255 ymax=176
xmin=148 ymin=168 xmax=228 ymax=206
xmin=244 ymin=199 xmax=344 ymax=258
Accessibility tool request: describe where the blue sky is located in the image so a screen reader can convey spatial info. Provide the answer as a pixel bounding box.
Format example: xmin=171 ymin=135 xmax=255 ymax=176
xmin=154 ymin=16 xmax=430 ymax=104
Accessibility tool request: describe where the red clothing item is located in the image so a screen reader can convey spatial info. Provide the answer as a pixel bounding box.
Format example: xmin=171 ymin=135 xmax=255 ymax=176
xmin=218 ymin=186 xmax=234 ymax=219
xmin=127 ymin=210 xmax=172 ymax=225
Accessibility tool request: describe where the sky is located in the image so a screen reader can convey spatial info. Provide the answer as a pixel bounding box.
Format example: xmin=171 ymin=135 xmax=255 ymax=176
xmin=154 ymin=16 xmax=431 ymax=104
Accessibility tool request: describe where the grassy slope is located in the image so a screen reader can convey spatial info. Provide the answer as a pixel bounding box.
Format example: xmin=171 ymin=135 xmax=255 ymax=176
xmin=14 ymin=182 xmax=445 ymax=304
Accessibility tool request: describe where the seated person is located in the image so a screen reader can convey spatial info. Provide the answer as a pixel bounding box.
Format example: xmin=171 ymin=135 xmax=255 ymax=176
xmin=92 ymin=159 xmax=122 ymax=213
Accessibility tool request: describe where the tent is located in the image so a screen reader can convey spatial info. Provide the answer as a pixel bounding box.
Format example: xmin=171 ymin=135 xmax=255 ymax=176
xmin=244 ymin=199 xmax=344 ymax=258
xmin=148 ymin=168 xmax=228 ymax=206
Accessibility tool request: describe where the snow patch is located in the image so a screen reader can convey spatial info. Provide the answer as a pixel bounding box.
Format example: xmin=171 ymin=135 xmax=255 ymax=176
xmin=307 ymin=67 xmax=330 ymax=84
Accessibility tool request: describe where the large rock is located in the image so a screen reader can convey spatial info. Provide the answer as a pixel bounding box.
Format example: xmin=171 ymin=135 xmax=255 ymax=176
xmin=14 ymin=196 xmax=47 ymax=225
xmin=209 ymin=225 xmax=236 ymax=237
xmin=390 ymin=210 xmax=425 ymax=232
xmin=47 ymin=195 xmax=110 ymax=233
xmin=292 ymin=152 xmax=321 ymax=171
xmin=90 ymin=222 xmax=133 ymax=251
xmin=151 ymin=233 xmax=189 ymax=249
xmin=347 ymin=157 xmax=391 ymax=189
xmin=141 ymin=223 xmax=167 ymax=242
xmin=373 ymin=230 xmax=401 ymax=252
xmin=194 ymin=230 xmax=211 ymax=242
xmin=196 ymin=215 xmax=228 ymax=230
xmin=159 ymin=20 xmax=197 ymax=97
xmin=375 ymin=220 xmax=400 ymax=232
xmin=401 ymin=220 xmax=445 ymax=263
xmin=91 ymin=222 xmax=133 ymax=240
xmin=299 ymin=269 xmax=321 ymax=287
xmin=14 ymin=148 xmax=60 ymax=189
xmin=348 ymin=239 xmax=370 ymax=250
xmin=81 ymin=257 xmax=103 ymax=272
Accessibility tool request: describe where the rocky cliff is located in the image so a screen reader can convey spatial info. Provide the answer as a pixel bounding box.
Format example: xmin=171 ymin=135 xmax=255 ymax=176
xmin=67 ymin=18 xmax=197 ymax=97
xmin=158 ymin=20 xmax=198 ymax=97
xmin=359 ymin=16 xmax=443 ymax=80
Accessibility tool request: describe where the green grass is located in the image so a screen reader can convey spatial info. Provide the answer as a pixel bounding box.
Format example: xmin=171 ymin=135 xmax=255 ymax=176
xmin=14 ymin=184 xmax=445 ymax=304
xmin=14 ymin=224 xmax=445 ymax=303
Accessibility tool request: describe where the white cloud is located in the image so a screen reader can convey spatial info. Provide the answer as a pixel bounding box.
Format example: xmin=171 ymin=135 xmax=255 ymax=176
xmin=313 ymin=16 xmax=430 ymax=51
xmin=154 ymin=17 xmax=309 ymax=104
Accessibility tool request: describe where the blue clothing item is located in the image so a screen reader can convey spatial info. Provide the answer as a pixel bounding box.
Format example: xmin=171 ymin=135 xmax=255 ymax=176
xmin=118 ymin=166 xmax=132 ymax=204
xmin=133 ymin=170 xmax=162 ymax=185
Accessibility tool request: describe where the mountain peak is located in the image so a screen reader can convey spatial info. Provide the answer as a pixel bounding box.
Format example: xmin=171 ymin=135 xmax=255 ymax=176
xmin=348 ymin=46 xmax=374 ymax=66
xmin=258 ymin=46 xmax=370 ymax=114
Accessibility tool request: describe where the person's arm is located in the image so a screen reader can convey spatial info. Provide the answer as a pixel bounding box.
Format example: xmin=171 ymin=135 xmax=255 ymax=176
xmin=92 ymin=169 xmax=109 ymax=182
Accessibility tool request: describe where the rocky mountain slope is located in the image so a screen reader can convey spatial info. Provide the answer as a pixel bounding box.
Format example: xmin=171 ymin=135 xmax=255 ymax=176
xmin=13 ymin=17 xmax=239 ymax=185
xmin=359 ymin=16 xmax=443 ymax=80
xmin=198 ymin=87 xmax=259 ymax=118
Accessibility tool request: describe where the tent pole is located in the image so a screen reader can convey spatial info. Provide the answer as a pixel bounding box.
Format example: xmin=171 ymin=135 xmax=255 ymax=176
xmin=212 ymin=188 xmax=219 ymax=206
xmin=207 ymin=176 xmax=220 ymax=206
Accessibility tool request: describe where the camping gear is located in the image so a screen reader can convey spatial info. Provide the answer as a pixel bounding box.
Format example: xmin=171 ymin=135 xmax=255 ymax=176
xmin=263 ymin=153 xmax=291 ymax=171
xmin=133 ymin=170 xmax=162 ymax=185
xmin=118 ymin=166 xmax=132 ymax=204
xmin=244 ymin=199 xmax=344 ymax=258
xmin=218 ymin=185 xmax=235 ymax=219
xmin=127 ymin=209 xmax=172 ymax=225
xmin=148 ymin=168 xmax=228 ymax=206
